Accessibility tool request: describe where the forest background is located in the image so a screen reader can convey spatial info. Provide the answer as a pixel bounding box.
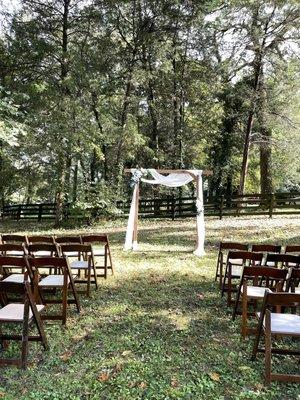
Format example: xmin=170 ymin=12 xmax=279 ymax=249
xmin=0 ymin=0 xmax=299 ymax=223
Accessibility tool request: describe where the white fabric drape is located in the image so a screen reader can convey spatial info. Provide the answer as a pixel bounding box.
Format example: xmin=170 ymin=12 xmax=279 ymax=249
xmin=124 ymin=169 xmax=205 ymax=256
xmin=141 ymin=169 xmax=194 ymax=187
xmin=124 ymin=180 xmax=138 ymax=251
xmin=194 ymin=171 xmax=205 ymax=256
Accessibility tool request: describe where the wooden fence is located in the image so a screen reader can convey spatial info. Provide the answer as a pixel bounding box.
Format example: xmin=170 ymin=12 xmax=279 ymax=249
xmin=1 ymin=192 xmax=299 ymax=221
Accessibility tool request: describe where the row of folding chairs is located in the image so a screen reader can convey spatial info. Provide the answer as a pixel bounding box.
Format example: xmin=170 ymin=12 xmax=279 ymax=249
xmin=0 ymin=233 xmax=114 ymax=369
xmin=0 ymin=233 xmax=114 ymax=279
xmin=214 ymin=242 xmax=300 ymax=385
xmin=215 ymin=243 xmax=300 ymax=296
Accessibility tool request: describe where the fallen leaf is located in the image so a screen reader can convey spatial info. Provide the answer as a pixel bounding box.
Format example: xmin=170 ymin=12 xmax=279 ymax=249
xmin=238 ymin=365 xmax=252 ymax=372
xmin=121 ymin=350 xmax=132 ymax=357
xmin=0 ymin=392 xmax=6 ymax=398
xmin=112 ymin=363 xmax=122 ymax=373
xmin=98 ymin=372 xmax=110 ymax=382
xmin=139 ymin=382 xmax=147 ymax=389
xmin=59 ymin=350 xmax=73 ymax=362
xmin=208 ymin=372 xmax=220 ymax=382
xmin=196 ymin=293 xmax=205 ymax=300
xmin=171 ymin=378 xmax=179 ymax=387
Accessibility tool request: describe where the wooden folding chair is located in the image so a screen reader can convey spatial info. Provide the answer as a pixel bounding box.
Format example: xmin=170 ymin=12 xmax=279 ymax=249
xmin=251 ymin=292 xmax=300 ymax=384
xmin=27 ymin=235 xmax=55 ymax=244
xmin=55 ymin=236 xmax=82 ymax=257
xmin=232 ymin=266 xmax=288 ymax=338
xmin=60 ymin=244 xmax=98 ymax=296
xmin=215 ymin=242 xmax=248 ymax=289
xmin=81 ymin=234 xmax=114 ymax=279
xmin=222 ymin=251 xmax=264 ymax=306
xmin=0 ymin=277 xmax=48 ymax=369
xmin=0 ymin=243 xmax=27 ymax=257
xmin=28 ymin=257 xmax=80 ymax=325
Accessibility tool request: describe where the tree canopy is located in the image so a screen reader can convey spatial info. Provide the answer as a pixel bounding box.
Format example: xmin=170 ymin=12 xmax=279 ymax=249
xmin=0 ymin=0 xmax=299 ymax=221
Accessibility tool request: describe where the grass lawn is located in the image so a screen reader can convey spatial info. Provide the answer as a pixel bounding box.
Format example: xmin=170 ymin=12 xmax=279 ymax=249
xmin=0 ymin=216 xmax=299 ymax=400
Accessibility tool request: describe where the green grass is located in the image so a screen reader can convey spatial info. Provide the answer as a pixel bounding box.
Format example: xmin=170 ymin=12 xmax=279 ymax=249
xmin=0 ymin=216 xmax=299 ymax=400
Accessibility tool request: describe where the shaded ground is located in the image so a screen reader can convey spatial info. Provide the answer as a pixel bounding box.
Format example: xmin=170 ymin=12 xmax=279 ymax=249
xmin=0 ymin=216 xmax=299 ymax=399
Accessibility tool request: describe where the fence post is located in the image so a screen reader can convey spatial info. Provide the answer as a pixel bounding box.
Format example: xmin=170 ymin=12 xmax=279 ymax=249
xmin=171 ymin=195 xmax=175 ymax=220
xmin=219 ymin=195 xmax=224 ymax=220
xmin=269 ymin=193 xmax=275 ymax=218
xmin=17 ymin=204 xmax=22 ymax=220
xmin=38 ymin=204 xmax=43 ymax=222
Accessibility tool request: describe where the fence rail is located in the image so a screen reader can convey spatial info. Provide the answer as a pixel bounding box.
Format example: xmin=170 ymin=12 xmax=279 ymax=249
xmin=1 ymin=192 xmax=300 ymax=221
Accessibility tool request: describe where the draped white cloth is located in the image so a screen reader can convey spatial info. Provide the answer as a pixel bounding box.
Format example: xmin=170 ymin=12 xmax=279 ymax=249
xmin=141 ymin=169 xmax=194 ymax=187
xmin=124 ymin=169 xmax=205 ymax=256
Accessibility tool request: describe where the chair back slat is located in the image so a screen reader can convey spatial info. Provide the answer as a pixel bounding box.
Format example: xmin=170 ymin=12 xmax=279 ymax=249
xmin=228 ymin=251 xmax=263 ymax=263
xmin=263 ymin=292 xmax=300 ymax=307
xmin=28 ymin=243 xmax=59 ymax=256
xmin=220 ymin=242 xmax=248 ymax=251
xmin=1 ymin=235 xmax=28 ymax=244
xmin=251 ymin=244 xmax=281 ymax=253
xmin=285 ymin=245 xmax=300 ymax=254
xmin=28 ymin=256 xmax=68 ymax=269
xmin=266 ymin=253 xmax=300 ymax=265
xmin=0 ymin=255 xmax=28 ymax=268
xmin=243 ymin=266 xmax=287 ymax=279
xmin=0 ymin=243 xmax=27 ymax=254
xmin=27 ymin=236 xmax=55 ymax=244
xmin=82 ymin=234 xmax=108 ymax=244
xmin=55 ymin=236 xmax=82 ymax=244
xmin=60 ymin=244 xmax=92 ymax=253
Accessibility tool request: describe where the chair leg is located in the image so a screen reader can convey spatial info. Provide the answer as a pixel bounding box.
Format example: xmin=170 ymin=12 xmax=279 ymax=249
xmin=62 ymin=284 xmax=68 ymax=325
xmin=70 ymin=280 xmax=81 ymax=313
xmin=265 ymin=310 xmax=272 ymax=385
xmin=87 ymin=266 xmax=91 ymax=297
xmin=241 ymin=290 xmax=248 ymax=338
xmin=21 ymin=312 xmax=29 ymax=369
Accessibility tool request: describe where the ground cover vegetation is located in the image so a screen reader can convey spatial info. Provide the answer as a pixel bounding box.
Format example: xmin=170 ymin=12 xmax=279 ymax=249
xmin=0 ymin=0 xmax=299 ymax=224
xmin=0 ymin=216 xmax=299 ymax=399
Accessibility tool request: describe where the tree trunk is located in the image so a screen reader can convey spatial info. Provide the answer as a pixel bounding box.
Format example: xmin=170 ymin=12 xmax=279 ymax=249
xmin=91 ymin=91 xmax=108 ymax=181
xmin=238 ymin=52 xmax=262 ymax=195
xmin=258 ymin=72 xmax=273 ymax=199
xmin=55 ymin=0 xmax=70 ymax=226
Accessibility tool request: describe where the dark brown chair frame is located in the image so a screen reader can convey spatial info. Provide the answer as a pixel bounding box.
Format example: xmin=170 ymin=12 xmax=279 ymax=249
xmin=223 ymin=251 xmax=264 ymax=306
xmin=215 ymin=242 xmax=248 ymax=289
xmin=28 ymin=256 xmax=80 ymax=325
xmin=232 ymin=266 xmax=288 ymax=337
xmin=81 ymin=234 xmax=114 ymax=279
xmin=0 ymin=277 xmax=48 ymax=369
xmin=251 ymin=292 xmax=300 ymax=384
xmin=60 ymin=244 xmax=98 ymax=296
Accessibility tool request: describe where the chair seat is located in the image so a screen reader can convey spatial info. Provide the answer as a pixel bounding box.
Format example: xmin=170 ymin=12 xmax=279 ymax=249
xmin=93 ymin=249 xmax=106 ymax=256
xmin=230 ymin=265 xmax=243 ymax=277
xmin=31 ymin=251 xmax=55 ymax=257
xmin=2 ymin=274 xmax=30 ymax=284
xmin=70 ymin=260 xmax=89 ymax=269
xmin=0 ymin=303 xmax=45 ymax=322
xmin=39 ymin=275 xmax=70 ymax=287
xmin=257 ymin=312 xmax=300 ymax=336
xmin=242 ymin=286 xmax=271 ymax=299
